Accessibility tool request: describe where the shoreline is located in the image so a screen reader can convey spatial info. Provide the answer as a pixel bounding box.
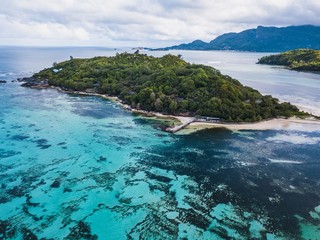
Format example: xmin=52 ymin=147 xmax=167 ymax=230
xmin=32 ymin=85 xmax=320 ymax=133
xmin=182 ymin=118 xmax=320 ymax=134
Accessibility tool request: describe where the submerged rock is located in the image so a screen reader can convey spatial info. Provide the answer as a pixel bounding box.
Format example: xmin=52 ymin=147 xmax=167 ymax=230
xmin=50 ymin=179 xmax=60 ymax=188
xmin=22 ymin=228 xmax=38 ymax=240
xmin=7 ymin=186 xmax=25 ymax=198
xmin=66 ymin=221 xmax=97 ymax=240
xmin=0 ymin=220 xmax=15 ymax=239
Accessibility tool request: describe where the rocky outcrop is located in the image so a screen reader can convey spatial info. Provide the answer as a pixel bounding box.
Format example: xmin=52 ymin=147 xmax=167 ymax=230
xmin=18 ymin=77 xmax=49 ymax=88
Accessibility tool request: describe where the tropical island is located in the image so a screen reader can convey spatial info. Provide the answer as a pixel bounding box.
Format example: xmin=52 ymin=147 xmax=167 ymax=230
xmin=20 ymin=53 xmax=316 ymax=132
xmin=258 ymin=49 xmax=320 ymax=72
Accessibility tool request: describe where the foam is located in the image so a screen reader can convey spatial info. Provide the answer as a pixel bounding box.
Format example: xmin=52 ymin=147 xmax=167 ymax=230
xmin=266 ymin=133 xmax=320 ymax=145
xmin=269 ymin=158 xmax=303 ymax=164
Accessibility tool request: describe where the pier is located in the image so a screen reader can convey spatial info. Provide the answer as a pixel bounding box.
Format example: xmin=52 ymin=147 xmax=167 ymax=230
xmin=166 ymin=117 xmax=196 ymax=133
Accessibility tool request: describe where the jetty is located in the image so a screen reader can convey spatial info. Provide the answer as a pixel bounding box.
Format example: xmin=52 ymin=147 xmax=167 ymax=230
xmin=166 ymin=117 xmax=196 ymax=133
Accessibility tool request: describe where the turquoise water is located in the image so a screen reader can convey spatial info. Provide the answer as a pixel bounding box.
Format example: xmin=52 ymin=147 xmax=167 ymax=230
xmin=1 ymin=47 xmax=320 ymax=239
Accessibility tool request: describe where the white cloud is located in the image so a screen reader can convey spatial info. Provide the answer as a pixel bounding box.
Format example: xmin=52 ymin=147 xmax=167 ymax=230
xmin=0 ymin=0 xmax=320 ymax=46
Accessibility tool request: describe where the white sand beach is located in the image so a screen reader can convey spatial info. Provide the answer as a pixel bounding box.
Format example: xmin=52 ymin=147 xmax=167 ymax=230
xmin=53 ymin=88 xmax=320 ymax=134
xmin=182 ymin=118 xmax=320 ymax=133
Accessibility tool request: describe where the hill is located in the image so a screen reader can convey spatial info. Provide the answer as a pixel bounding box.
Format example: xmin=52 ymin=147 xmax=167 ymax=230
xmin=24 ymin=53 xmax=307 ymax=122
xmin=155 ymin=25 xmax=320 ymax=52
xmin=257 ymin=49 xmax=320 ymax=72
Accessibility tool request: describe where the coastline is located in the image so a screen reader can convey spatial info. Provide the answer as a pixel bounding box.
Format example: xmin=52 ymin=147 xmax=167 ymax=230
xmin=31 ymin=85 xmax=320 ymax=134
xmin=181 ymin=118 xmax=320 ymax=134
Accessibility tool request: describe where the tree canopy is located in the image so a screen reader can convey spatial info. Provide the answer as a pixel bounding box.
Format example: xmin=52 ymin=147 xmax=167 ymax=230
xmin=33 ymin=52 xmax=307 ymax=122
xmin=258 ymin=49 xmax=320 ymax=72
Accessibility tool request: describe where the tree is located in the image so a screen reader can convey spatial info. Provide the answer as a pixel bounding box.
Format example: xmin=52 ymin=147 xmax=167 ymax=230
xmin=31 ymin=52 xmax=306 ymax=122
xmin=154 ymin=98 xmax=163 ymax=111
xmin=169 ymin=100 xmax=178 ymax=114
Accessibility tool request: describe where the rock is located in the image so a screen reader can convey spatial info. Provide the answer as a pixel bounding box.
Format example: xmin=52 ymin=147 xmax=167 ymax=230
xmin=50 ymin=179 xmax=60 ymax=188
xmin=66 ymin=221 xmax=98 ymax=240
xmin=7 ymin=186 xmax=25 ymax=198
xmin=22 ymin=227 xmax=38 ymax=240
xmin=18 ymin=77 xmax=35 ymax=82
xmin=19 ymin=77 xmax=49 ymax=88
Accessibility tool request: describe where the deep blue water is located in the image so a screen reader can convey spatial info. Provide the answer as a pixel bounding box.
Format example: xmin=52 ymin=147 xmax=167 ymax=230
xmin=0 ymin=47 xmax=320 ymax=239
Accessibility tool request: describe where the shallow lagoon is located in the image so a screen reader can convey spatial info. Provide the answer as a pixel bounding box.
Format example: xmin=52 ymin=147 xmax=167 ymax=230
xmin=0 ymin=47 xmax=320 ymax=239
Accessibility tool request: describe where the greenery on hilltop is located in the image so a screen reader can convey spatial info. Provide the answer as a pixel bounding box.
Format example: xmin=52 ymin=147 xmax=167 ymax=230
xmin=155 ymin=25 xmax=320 ymax=52
xmin=258 ymin=49 xmax=320 ymax=72
xmin=33 ymin=53 xmax=307 ymax=122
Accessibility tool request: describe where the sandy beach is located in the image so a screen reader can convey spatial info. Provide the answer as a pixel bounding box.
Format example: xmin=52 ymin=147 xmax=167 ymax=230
xmin=52 ymin=87 xmax=320 ymax=134
xmin=132 ymin=111 xmax=320 ymax=134
xmin=181 ymin=117 xmax=320 ymax=134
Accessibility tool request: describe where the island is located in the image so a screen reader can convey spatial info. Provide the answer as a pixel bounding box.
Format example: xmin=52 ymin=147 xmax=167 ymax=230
xmin=154 ymin=25 xmax=320 ymax=52
xmin=20 ymin=53 xmax=313 ymax=131
xmin=257 ymin=49 xmax=320 ymax=72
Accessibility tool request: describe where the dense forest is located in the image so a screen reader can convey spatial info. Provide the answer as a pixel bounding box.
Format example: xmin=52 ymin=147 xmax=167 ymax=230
xmin=258 ymin=49 xmax=320 ymax=71
xmin=32 ymin=53 xmax=307 ymax=122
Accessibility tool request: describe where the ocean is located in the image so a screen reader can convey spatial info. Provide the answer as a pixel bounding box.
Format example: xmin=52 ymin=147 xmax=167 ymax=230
xmin=0 ymin=47 xmax=319 ymax=239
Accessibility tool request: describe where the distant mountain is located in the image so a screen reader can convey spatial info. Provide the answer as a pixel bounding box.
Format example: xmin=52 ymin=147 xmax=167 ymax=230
xmin=161 ymin=40 xmax=208 ymax=50
xmin=155 ymin=25 xmax=320 ymax=52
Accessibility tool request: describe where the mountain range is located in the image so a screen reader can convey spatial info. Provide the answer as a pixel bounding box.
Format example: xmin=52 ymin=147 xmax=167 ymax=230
xmin=154 ymin=25 xmax=320 ymax=52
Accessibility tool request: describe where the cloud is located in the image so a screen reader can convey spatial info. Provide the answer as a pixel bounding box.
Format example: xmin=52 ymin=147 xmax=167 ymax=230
xmin=0 ymin=0 xmax=320 ymax=46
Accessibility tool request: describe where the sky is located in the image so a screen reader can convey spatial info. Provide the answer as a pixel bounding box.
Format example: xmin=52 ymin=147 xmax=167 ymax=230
xmin=1 ymin=0 xmax=320 ymax=47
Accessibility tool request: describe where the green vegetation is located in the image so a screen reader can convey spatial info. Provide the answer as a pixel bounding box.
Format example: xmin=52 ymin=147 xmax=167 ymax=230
xmin=258 ymin=49 xmax=320 ymax=71
xmin=155 ymin=25 xmax=320 ymax=52
xmin=33 ymin=52 xmax=307 ymax=121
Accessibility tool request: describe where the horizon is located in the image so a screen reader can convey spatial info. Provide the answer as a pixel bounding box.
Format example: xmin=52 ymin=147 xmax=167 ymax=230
xmin=1 ymin=1 xmax=320 ymax=47
xmin=1 ymin=24 xmax=319 ymax=49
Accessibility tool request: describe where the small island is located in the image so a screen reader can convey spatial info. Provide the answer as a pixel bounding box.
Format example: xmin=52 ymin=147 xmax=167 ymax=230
xmin=21 ymin=53 xmax=310 ymax=128
xmin=258 ymin=49 xmax=320 ymax=72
